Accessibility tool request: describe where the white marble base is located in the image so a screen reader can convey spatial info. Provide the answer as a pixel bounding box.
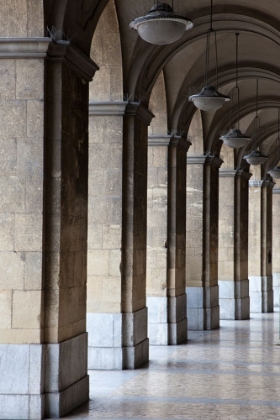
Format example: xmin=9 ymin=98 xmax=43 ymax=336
xmin=87 ymin=308 xmax=149 ymax=369
xmin=219 ymin=280 xmax=250 ymax=320
xmin=147 ymin=295 xmax=187 ymax=345
xmin=0 ymin=334 xmax=89 ymax=419
xmin=273 ymin=273 xmax=280 ymax=307
xmin=186 ymin=286 xmax=219 ymax=330
xmin=249 ymin=276 xmax=274 ymax=313
xmin=44 ymin=334 xmax=89 ymax=418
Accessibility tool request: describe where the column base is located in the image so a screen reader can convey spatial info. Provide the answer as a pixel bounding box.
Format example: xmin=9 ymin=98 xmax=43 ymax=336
xmin=147 ymin=295 xmax=187 ymax=345
xmin=0 ymin=334 xmax=89 ymax=420
xmin=87 ymin=308 xmax=149 ymax=370
xmin=273 ymin=273 xmax=280 ymax=307
xmin=219 ymin=280 xmax=250 ymax=320
xmin=186 ymin=286 xmax=219 ymax=330
xmin=249 ymin=276 xmax=274 ymax=313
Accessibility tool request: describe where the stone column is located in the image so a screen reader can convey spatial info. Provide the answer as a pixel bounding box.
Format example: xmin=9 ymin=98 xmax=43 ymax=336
xmin=167 ymin=136 xmax=190 ymax=343
xmin=87 ymin=102 xmax=153 ymax=369
xmin=273 ymin=188 xmax=280 ymax=307
xmin=218 ymin=170 xmax=251 ymax=320
xmin=43 ymin=41 xmax=98 ymax=418
xmin=249 ymin=179 xmax=274 ymax=312
xmin=146 ymin=136 xmax=169 ymax=345
xmin=186 ymin=156 xmax=222 ymax=330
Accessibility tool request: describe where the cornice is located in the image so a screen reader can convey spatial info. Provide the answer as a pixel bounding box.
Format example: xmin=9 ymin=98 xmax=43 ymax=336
xmin=148 ymin=135 xmax=172 ymax=147
xmin=249 ymin=179 xmax=275 ymax=188
xmin=273 ymin=188 xmax=280 ymax=194
xmin=0 ymin=37 xmax=51 ymax=58
xmin=219 ymin=170 xmax=238 ymax=178
xmin=89 ymin=102 xmax=127 ymax=116
xmin=187 ymin=155 xmax=223 ymax=168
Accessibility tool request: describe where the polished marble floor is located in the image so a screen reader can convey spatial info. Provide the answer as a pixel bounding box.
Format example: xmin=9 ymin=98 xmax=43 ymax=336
xmin=58 ymin=312 xmax=280 ymax=419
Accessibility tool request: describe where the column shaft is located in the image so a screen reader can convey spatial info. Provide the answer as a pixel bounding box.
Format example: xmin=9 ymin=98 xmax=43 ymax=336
xmin=186 ymin=156 xmax=221 ymax=330
xmin=249 ymin=179 xmax=274 ymax=312
xmin=272 ymin=188 xmax=280 ymax=306
xmin=218 ymin=170 xmax=250 ymax=320
xmin=87 ymin=102 xmax=153 ymax=369
xmin=167 ymin=137 xmax=189 ymax=344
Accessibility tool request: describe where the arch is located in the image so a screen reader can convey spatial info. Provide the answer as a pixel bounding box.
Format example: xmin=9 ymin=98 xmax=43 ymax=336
xmin=148 ymin=71 xmax=168 ymax=135
xmin=187 ymin=110 xmax=204 ymax=155
xmin=89 ymin=0 xmax=123 ymax=101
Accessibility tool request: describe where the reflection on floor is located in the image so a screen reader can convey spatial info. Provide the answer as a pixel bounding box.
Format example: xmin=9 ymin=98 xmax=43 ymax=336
xmin=55 ymin=312 xmax=280 ymax=419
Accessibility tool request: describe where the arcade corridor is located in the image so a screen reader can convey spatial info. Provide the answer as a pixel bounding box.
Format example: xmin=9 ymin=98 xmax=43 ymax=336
xmin=60 ymin=312 xmax=280 ymax=420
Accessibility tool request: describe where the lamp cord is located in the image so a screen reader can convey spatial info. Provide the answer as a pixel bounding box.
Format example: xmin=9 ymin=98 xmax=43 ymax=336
xmin=236 ymin=33 xmax=240 ymax=130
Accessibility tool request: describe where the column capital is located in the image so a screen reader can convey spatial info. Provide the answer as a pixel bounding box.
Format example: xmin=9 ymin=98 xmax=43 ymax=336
xmin=220 ymin=169 xmax=252 ymax=180
xmin=125 ymin=102 xmax=154 ymax=125
xmin=187 ymin=155 xmax=223 ymax=168
xmin=0 ymin=37 xmax=51 ymax=58
xmin=148 ymin=135 xmax=172 ymax=147
xmin=236 ymin=169 xmax=252 ymax=180
xmin=169 ymin=136 xmax=191 ymax=151
xmin=47 ymin=40 xmax=99 ymax=81
xmin=219 ymin=169 xmax=238 ymax=178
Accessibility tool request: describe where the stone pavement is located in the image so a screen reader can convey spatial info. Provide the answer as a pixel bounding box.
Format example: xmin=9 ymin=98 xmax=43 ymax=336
xmin=53 ymin=312 xmax=280 ymax=419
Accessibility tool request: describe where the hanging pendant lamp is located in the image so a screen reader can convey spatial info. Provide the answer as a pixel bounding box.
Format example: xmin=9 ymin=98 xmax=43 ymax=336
xmin=188 ymin=0 xmax=230 ymax=111
xmin=243 ymin=80 xmax=268 ymax=166
xmin=220 ymin=33 xmax=251 ymax=148
xmin=268 ymin=109 xmax=280 ymax=179
xmin=130 ymin=2 xmax=193 ymax=45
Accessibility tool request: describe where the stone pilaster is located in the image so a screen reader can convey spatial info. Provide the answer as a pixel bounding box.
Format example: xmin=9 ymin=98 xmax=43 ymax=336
xmin=218 ymin=170 xmax=251 ymax=320
xmin=249 ymin=179 xmax=274 ymax=313
xmin=273 ymin=188 xmax=280 ymax=307
xmin=186 ymin=156 xmax=222 ymax=330
xmin=0 ymin=37 xmax=50 ymax=420
xmin=87 ymin=102 xmax=153 ymax=369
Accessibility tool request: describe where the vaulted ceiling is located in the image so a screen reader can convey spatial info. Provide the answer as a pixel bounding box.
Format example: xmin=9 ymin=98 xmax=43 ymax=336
xmin=46 ymin=0 xmax=280 ymax=172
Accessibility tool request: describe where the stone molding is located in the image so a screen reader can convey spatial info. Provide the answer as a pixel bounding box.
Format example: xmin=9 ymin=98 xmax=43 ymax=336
xmin=89 ymin=101 xmax=127 ymax=116
xmin=249 ymin=179 xmax=275 ymax=189
xmin=187 ymin=155 xmax=223 ymax=168
xmin=89 ymin=102 xmax=154 ymax=124
xmin=0 ymin=37 xmax=51 ymax=58
xmin=47 ymin=40 xmax=99 ymax=82
xmin=273 ymin=188 xmax=280 ymax=194
xmin=219 ymin=170 xmax=238 ymax=178
xmin=148 ymin=135 xmax=172 ymax=147
xmin=220 ymin=169 xmax=252 ymax=180
xmin=187 ymin=155 xmax=207 ymax=165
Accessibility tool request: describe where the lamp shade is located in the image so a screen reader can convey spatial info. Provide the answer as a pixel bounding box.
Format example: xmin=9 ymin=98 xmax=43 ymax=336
xmin=243 ymin=150 xmax=268 ymax=166
xmin=268 ymin=166 xmax=280 ymax=179
xmin=189 ymin=85 xmax=230 ymax=112
xmin=220 ymin=128 xmax=251 ymax=149
xmin=130 ymin=3 xmax=193 ymax=45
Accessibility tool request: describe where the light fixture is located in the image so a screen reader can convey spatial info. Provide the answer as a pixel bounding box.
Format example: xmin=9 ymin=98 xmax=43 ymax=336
xmin=243 ymin=80 xmax=268 ymax=166
xmin=220 ymin=33 xmax=251 ymax=148
xmin=268 ymin=109 xmax=280 ymax=179
xmin=188 ymin=0 xmax=230 ymax=111
xmin=130 ymin=2 xmax=193 ymax=45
